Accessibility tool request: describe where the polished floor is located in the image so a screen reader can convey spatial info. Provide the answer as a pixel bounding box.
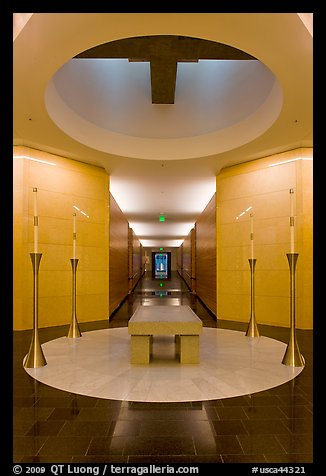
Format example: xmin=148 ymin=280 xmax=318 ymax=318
xmin=13 ymin=272 xmax=313 ymax=464
xmin=24 ymin=327 xmax=303 ymax=403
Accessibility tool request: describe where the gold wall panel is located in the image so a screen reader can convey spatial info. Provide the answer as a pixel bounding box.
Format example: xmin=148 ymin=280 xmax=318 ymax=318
xmin=180 ymin=228 xmax=192 ymax=290
xmin=128 ymin=227 xmax=143 ymax=292
xmin=109 ymin=193 xmax=129 ymax=315
xmin=216 ymin=148 xmax=313 ymax=329
xmin=195 ymin=194 xmax=217 ymax=315
xmin=13 ymin=146 xmax=109 ymax=330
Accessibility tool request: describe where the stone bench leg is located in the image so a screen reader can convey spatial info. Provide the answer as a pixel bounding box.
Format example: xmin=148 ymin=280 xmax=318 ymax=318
xmin=179 ymin=335 xmax=200 ymax=364
xmin=131 ymin=335 xmax=152 ymax=364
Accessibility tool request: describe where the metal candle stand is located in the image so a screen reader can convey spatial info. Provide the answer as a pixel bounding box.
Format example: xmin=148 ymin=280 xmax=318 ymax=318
xmin=245 ymin=258 xmax=260 ymax=337
xmin=282 ymin=253 xmax=304 ymax=367
xmin=23 ymin=253 xmax=47 ymax=368
xmin=67 ymin=258 xmax=82 ymax=338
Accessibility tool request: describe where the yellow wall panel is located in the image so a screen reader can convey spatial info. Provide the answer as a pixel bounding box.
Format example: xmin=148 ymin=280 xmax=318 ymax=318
xmin=218 ymin=293 xmax=250 ymax=322
xmin=255 ymin=296 xmax=290 ymax=327
xmin=28 ymin=163 xmax=107 ymax=200
xmin=216 ymin=148 xmax=313 ymax=329
xmin=13 ymin=146 xmax=110 ymax=330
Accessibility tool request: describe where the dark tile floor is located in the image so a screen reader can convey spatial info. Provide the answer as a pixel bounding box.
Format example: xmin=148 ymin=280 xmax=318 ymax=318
xmin=13 ymin=272 xmax=313 ymax=466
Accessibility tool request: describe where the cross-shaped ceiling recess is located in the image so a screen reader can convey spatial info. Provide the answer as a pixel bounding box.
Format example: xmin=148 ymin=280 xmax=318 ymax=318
xmin=74 ymin=35 xmax=256 ymax=104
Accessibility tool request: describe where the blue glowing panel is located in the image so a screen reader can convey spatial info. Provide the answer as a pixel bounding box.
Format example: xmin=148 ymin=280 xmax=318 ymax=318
xmin=154 ymin=253 xmax=168 ymax=278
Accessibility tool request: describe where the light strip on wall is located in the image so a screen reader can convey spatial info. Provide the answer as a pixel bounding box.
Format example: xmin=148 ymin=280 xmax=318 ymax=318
xmin=268 ymin=157 xmax=313 ymax=167
xmin=236 ymin=206 xmax=252 ymax=220
xmin=73 ymin=205 xmax=89 ymax=218
xmin=13 ymin=155 xmax=57 ymax=166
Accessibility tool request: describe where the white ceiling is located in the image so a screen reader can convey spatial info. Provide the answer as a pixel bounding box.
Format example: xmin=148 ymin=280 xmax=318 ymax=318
xmin=46 ymin=58 xmax=280 ymax=156
xmin=13 ymin=13 xmax=313 ymax=248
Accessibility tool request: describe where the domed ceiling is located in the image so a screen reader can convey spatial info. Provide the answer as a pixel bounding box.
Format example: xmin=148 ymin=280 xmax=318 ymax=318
xmin=45 ymin=35 xmax=282 ymax=160
xmin=13 ymin=13 xmax=313 ymax=247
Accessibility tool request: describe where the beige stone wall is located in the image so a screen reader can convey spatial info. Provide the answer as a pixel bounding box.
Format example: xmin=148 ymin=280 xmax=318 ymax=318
xmin=13 ymin=146 xmax=110 ymax=330
xmin=216 ymin=148 xmax=313 ymax=329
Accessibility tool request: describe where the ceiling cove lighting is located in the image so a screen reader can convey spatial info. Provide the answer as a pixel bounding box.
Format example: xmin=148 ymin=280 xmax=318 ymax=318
xmin=268 ymin=157 xmax=313 ymax=167
xmin=13 ymin=155 xmax=57 ymax=166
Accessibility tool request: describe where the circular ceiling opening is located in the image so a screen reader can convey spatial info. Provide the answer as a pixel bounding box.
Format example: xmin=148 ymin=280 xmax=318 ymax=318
xmin=45 ymin=35 xmax=283 ymax=160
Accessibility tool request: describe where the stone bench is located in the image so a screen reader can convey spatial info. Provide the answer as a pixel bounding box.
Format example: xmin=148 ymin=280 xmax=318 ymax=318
xmin=128 ymin=305 xmax=203 ymax=364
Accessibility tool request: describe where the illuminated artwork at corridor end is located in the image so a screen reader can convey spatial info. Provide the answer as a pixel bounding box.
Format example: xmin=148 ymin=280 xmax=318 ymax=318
xmin=155 ymin=253 xmax=168 ymax=278
xmin=152 ymin=251 xmax=171 ymax=279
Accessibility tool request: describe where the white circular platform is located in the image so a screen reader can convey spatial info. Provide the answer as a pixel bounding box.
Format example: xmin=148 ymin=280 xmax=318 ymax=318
xmin=24 ymin=327 xmax=304 ymax=402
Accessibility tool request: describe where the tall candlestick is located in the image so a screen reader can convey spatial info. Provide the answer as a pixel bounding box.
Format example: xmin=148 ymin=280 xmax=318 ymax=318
xmin=290 ymin=188 xmax=295 ymax=253
xmin=250 ymin=213 xmax=254 ymax=259
xmin=73 ymin=212 xmax=76 ymax=259
xmin=33 ymin=187 xmax=38 ymax=253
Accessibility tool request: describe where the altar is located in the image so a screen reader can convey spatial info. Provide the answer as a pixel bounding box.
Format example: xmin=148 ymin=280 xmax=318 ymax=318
xmin=128 ymin=305 xmax=203 ymax=364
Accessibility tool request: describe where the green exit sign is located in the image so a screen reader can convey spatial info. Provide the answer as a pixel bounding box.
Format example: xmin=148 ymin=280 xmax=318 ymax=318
xmin=159 ymin=215 xmax=165 ymax=222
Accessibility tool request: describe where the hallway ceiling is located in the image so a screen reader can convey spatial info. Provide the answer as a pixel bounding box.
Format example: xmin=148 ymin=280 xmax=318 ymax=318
xmin=13 ymin=13 xmax=313 ymax=247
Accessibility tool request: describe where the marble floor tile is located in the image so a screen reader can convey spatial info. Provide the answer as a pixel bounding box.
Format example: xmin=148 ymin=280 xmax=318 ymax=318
xmin=24 ymin=326 xmax=303 ymax=402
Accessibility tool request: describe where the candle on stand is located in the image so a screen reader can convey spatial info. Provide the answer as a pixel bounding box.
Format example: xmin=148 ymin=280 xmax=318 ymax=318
xmin=289 ymin=188 xmax=295 ymax=253
xmin=73 ymin=212 xmax=77 ymax=259
xmin=250 ymin=212 xmax=254 ymax=259
xmin=33 ymin=187 xmax=38 ymax=253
